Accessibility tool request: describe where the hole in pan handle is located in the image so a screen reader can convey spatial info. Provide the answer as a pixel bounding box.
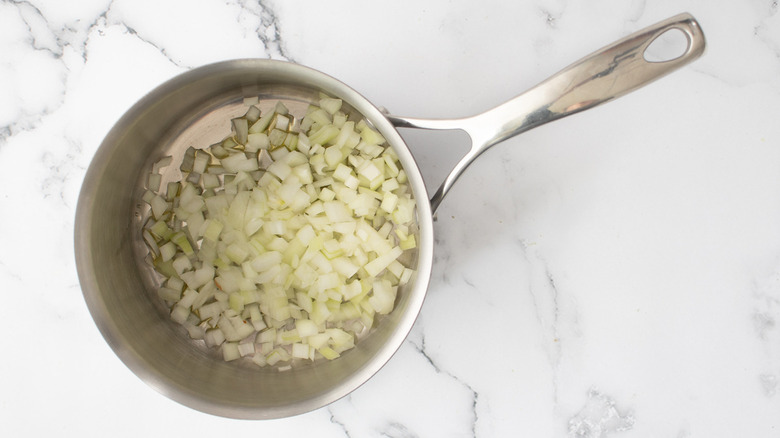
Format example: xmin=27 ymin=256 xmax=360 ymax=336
xmin=387 ymin=12 xmax=706 ymax=213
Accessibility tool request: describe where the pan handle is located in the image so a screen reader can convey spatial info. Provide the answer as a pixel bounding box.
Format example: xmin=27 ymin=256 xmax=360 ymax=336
xmin=388 ymin=13 xmax=705 ymax=212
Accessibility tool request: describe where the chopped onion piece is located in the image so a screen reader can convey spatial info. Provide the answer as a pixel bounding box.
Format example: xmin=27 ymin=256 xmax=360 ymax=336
xmin=238 ymin=342 xmax=256 ymax=357
xmin=232 ymin=117 xmax=249 ymax=145
xmin=364 ymin=246 xmax=403 ymax=277
xmin=222 ymin=342 xmax=241 ymax=361
xmin=152 ymin=155 xmax=173 ymax=173
xmin=291 ymin=343 xmax=312 ymax=360
xmin=318 ymin=346 xmax=340 ymax=360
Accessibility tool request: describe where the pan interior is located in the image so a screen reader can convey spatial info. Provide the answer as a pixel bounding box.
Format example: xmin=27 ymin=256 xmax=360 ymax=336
xmin=75 ymin=60 xmax=432 ymax=419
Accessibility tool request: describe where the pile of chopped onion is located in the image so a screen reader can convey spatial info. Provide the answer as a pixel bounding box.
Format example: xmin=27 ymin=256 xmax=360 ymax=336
xmin=141 ymin=95 xmax=417 ymax=368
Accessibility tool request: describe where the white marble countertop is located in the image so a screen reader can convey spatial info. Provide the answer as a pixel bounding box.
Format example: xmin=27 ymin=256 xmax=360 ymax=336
xmin=3 ymin=0 xmax=780 ymax=436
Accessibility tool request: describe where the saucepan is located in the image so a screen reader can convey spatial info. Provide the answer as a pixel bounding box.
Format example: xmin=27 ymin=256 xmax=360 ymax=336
xmin=75 ymin=13 xmax=705 ymax=419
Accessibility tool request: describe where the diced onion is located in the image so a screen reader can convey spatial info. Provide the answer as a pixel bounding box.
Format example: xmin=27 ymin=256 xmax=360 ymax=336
xmin=142 ymin=96 xmax=418 ymax=369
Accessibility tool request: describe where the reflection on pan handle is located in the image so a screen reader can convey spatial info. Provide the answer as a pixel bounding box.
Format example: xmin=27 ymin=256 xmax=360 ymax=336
xmin=388 ymin=12 xmax=705 ymax=213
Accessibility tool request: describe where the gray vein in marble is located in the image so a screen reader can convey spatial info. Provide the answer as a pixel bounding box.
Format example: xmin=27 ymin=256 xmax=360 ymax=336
xmin=41 ymin=135 xmax=85 ymax=207
xmin=752 ymin=263 xmax=780 ymax=398
xmin=120 ymin=22 xmax=187 ymax=68
xmin=231 ymin=0 xmax=295 ymax=62
xmin=0 ymin=127 xmax=10 ymax=145
xmin=430 ymin=239 xmax=454 ymax=286
xmin=77 ymin=1 xmax=194 ymax=69
xmin=87 ymin=1 xmax=188 ymax=69
xmin=754 ymin=24 xmax=780 ymax=62
xmin=519 ymin=238 xmax=564 ymax=403
xmin=408 ymin=335 xmax=478 ymax=438
xmin=327 ymin=403 xmax=353 ymax=438
xmin=10 ymin=0 xmax=63 ymax=57
xmin=750 ymin=1 xmax=780 ymax=67
xmin=8 ymin=0 xmax=109 ymax=63
xmin=255 ymin=0 xmax=294 ymax=61
xmin=77 ymin=2 xmax=113 ymax=63
xmin=328 ymin=396 xmax=424 ymax=438
xmin=1 ymin=0 xmax=70 ymax=145
xmin=625 ymin=0 xmax=647 ymax=24
xmin=546 ymin=268 xmax=563 ymax=403
xmin=0 ymin=102 xmax=62 ymax=150
xmin=380 ymin=422 xmax=417 ymax=438
xmin=327 ymin=398 xmax=424 ymax=438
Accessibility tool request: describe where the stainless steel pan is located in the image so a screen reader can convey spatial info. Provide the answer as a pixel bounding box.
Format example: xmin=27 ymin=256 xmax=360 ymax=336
xmin=75 ymin=13 xmax=705 ymax=419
